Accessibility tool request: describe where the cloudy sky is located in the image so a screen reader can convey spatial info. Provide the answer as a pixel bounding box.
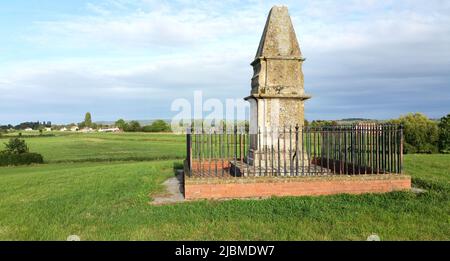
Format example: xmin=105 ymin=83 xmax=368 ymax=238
xmin=0 ymin=0 xmax=449 ymax=124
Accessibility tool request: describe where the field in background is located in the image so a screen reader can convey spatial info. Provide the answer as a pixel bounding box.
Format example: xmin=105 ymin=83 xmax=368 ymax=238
xmin=2 ymin=132 xmax=185 ymax=163
xmin=0 ymin=132 xmax=449 ymax=240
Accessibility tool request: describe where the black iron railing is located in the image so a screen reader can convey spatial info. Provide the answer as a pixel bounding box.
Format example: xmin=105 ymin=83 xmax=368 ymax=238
xmin=185 ymin=124 xmax=403 ymax=178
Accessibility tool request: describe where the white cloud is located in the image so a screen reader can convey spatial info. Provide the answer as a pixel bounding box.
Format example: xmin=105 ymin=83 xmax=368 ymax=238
xmin=86 ymin=3 xmax=112 ymax=16
xmin=28 ymin=1 xmax=265 ymax=51
xmin=1 ymin=0 xmax=450 ymax=123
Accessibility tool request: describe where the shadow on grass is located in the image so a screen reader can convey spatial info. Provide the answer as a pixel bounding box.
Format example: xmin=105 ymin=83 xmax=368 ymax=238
xmin=412 ymin=178 xmax=449 ymax=193
xmin=172 ymin=161 xmax=185 ymax=196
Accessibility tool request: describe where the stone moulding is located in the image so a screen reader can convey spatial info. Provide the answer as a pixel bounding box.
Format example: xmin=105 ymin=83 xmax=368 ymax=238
xmin=250 ymin=56 xmax=306 ymax=66
xmin=244 ymin=94 xmax=312 ymax=100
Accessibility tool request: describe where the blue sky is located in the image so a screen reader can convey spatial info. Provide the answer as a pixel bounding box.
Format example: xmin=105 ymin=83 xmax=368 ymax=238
xmin=0 ymin=0 xmax=449 ymax=124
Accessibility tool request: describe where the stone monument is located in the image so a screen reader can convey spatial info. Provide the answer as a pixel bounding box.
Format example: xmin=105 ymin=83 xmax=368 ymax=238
xmin=246 ymin=5 xmax=311 ymax=167
xmin=184 ymin=5 xmax=411 ymax=199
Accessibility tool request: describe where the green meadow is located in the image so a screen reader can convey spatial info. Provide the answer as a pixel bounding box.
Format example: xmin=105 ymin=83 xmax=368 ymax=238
xmin=0 ymin=132 xmax=449 ymax=240
xmin=3 ymin=132 xmax=185 ymax=163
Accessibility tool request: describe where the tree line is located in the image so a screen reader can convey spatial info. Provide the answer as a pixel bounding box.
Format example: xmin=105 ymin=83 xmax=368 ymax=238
xmin=389 ymin=113 xmax=449 ymax=154
xmin=0 ymin=121 xmax=51 ymax=131
xmin=77 ymin=113 xmax=171 ymax=133
xmin=305 ymin=113 xmax=449 ymax=154
xmin=115 ymin=119 xmax=171 ymax=133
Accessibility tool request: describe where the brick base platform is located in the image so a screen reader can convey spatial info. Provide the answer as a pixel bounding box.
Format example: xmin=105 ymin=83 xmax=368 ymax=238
xmin=184 ymin=175 xmax=411 ymax=200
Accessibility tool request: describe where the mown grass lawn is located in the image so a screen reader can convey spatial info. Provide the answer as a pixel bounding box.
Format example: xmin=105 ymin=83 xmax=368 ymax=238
xmin=404 ymin=154 xmax=450 ymax=188
xmin=0 ymin=133 xmax=449 ymax=240
xmin=2 ymin=132 xmax=185 ymax=163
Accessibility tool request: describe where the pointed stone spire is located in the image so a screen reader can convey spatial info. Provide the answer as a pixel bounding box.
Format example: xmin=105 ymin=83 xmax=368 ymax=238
xmin=255 ymin=5 xmax=302 ymax=59
xmin=248 ymin=5 xmax=309 ymax=99
xmin=244 ymin=5 xmax=311 ymax=168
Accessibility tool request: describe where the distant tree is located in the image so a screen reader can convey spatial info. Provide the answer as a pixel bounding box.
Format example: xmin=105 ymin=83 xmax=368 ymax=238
xmin=304 ymin=119 xmax=309 ymax=127
xmin=244 ymin=121 xmax=249 ymax=133
xmin=115 ymin=119 xmax=128 ymax=130
xmin=14 ymin=121 xmax=41 ymax=130
xmin=310 ymin=120 xmax=338 ymax=127
xmin=0 ymin=124 xmax=13 ymax=131
xmin=438 ymin=114 xmax=450 ymax=153
xmin=125 ymin=121 xmax=141 ymax=132
xmin=141 ymin=125 xmax=152 ymax=132
xmin=142 ymin=120 xmax=171 ymax=132
xmin=84 ymin=112 xmax=92 ymax=128
xmin=3 ymin=138 xmax=29 ymax=154
xmin=389 ymin=113 xmax=439 ymax=154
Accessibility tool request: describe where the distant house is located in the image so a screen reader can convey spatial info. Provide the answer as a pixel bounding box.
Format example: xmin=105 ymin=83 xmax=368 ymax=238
xmin=80 ymin=127 xmax=94 ymax=133
xmin=24 ymin=128 xmax=33 ymax=132
xmin=60 ymin=127 xmax=68 ymax=132
xmin=70 ymin=126 xmax=79 ymax=132
xmin=44 ymin=127 xmax=52 ymax=132
xmin=98 ymin=127 xmax=120 ymax=133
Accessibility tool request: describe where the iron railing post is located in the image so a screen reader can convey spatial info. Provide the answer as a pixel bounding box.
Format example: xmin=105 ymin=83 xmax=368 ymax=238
xmin=186 ymin=127 xmax=192 ymax=177
xmin=400 ymin=125 xmax=404 ymax=174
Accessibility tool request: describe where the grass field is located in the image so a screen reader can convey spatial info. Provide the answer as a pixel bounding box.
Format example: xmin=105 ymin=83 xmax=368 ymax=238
xmin=2 ymin=132 xmax=185 ymax=163
xmin=0 ymin=132 xmax=449 ymax=240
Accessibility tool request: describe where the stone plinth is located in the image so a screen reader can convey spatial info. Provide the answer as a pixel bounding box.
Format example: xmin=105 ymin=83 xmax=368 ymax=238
xmin=184 ymin=175 xmax=412 ymax=200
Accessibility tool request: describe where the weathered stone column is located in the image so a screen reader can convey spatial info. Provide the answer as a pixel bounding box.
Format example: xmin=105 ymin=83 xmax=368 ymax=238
xmin=246 ymin=5 xmax=311 ymax=168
